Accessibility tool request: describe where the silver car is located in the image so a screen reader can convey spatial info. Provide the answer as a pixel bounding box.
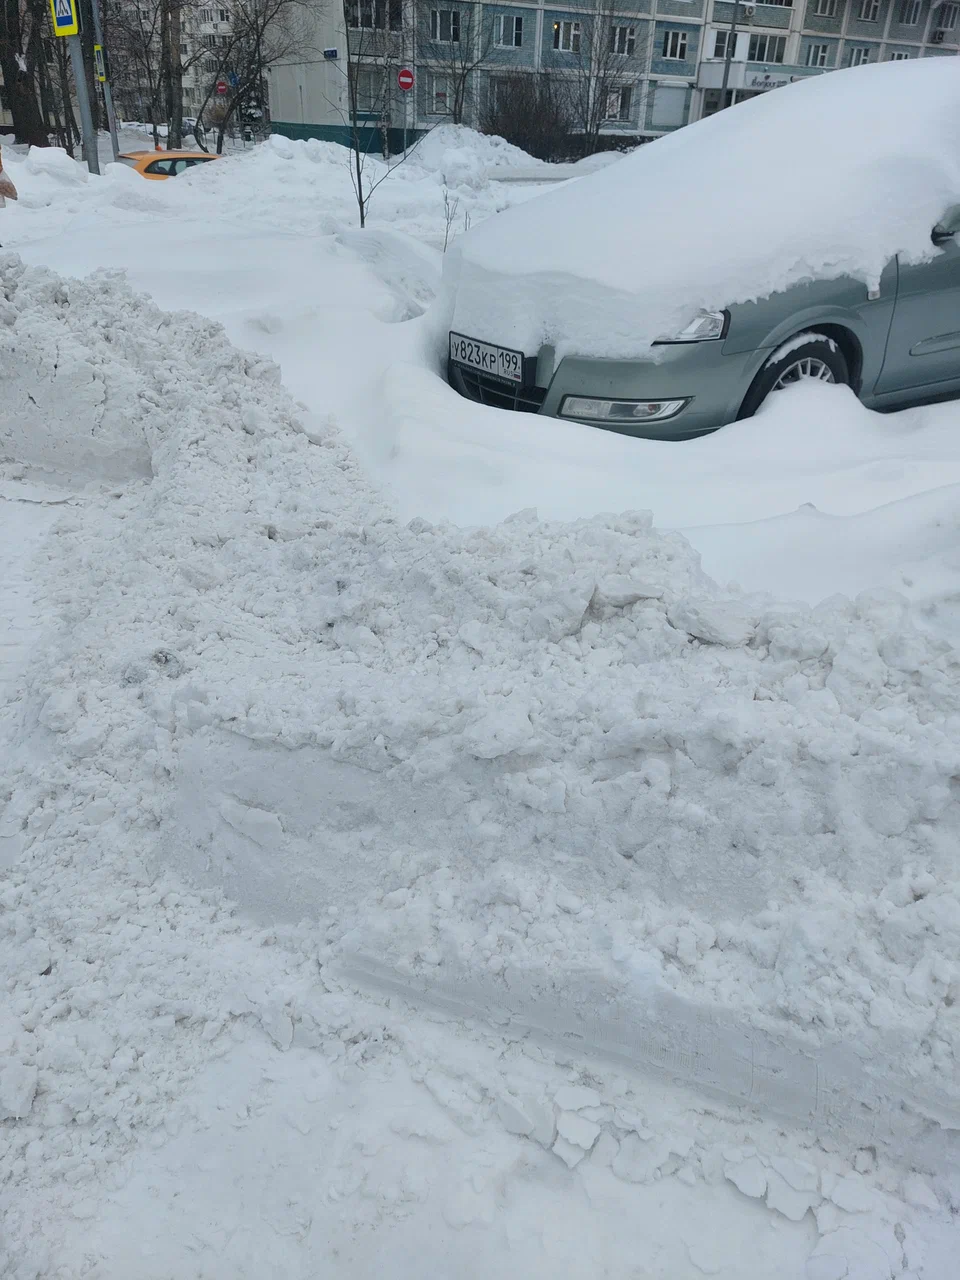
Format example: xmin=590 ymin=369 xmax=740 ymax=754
xmin=448 ymin=204 xmax=960 ymax=441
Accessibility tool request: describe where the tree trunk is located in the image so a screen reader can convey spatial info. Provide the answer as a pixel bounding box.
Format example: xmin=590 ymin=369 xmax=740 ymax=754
xmin=77 ymin=0 xmax=102 ymax=130
xmin=165 ymin=0 xmax=183 ymax=147
xmin=33 ymin=26 xmax=66 ymax=146
xmin=55 ymin=40 xmax=79 ymax=149
xmin=0 ymin=0 xmax=48 ymax=145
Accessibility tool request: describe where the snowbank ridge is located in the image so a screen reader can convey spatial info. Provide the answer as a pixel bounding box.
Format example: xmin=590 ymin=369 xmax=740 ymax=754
xmin=3 ymin=256 xmax=959 ymax=1163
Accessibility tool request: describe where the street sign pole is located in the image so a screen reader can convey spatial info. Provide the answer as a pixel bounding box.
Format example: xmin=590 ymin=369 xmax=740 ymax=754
xmin=49 ymin=0 xmax=99 ymax=174
xmin=397 ymin=66 xmax=414 ymax=153
xmin=67 ymin=36 xmax=99 ymax=175
xmin=89 ymin=0 xmax=120 ymax=162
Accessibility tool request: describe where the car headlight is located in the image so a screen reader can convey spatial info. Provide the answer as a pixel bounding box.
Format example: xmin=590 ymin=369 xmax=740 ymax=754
xmin=654 ymin=310 xmax=729 ymax=344
xmin=559 ymin=396 xmax=688 ymax=423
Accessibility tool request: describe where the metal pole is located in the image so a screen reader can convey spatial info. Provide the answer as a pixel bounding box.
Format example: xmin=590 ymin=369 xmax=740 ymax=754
xmin=88 ymin=0 xmax=120 ymax=161
xmin=719 ymin=0 xmax=742 ymax=109
xmin=68 ymin=35 xmax=100 ymax=174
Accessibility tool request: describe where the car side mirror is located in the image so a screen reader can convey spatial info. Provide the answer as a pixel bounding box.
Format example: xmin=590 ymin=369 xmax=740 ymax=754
xmin=932 ymin=204 xmax=960 ymax=245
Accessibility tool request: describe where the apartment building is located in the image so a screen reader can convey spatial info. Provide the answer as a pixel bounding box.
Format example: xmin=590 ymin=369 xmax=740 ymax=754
xmin=108 ymin=1 xmax=237 ymax=123
xmin=698 ymin=0 xmax=959 ymax=117
xmin=267 ymin=0 xmax=958 ymax=151
xmin=183 ymin=5 xmax=234 ymax=113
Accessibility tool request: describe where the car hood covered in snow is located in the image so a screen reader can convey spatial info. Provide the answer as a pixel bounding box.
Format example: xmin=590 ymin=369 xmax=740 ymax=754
xmin=445 ymin=59 xmax=960 ymax=360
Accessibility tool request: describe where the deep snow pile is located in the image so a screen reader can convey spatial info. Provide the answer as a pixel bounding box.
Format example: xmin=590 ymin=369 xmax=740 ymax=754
xmin=3 ymin=254 xmax=960 ymax=1276
xmin=8 ymin=130 xmax=960 ymax=627
xmin=3 ymin=253 xmax=960 ymax=1150
xmin=450 ymin=58 xmax=960 ymax=358
xmin=0 ymin=127 xmax=547 ymax=255
xmin=410 ymin=121 xmax=547 ymax=186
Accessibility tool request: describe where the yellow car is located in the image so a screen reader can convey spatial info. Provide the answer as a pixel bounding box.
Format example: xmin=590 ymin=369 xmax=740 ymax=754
xmin=117 ymin=150 xmax=219 ymax=180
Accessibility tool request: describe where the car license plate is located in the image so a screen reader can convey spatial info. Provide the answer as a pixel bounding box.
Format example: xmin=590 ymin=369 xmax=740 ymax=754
xmin=449 ymin=332 xmax=524 ymax=384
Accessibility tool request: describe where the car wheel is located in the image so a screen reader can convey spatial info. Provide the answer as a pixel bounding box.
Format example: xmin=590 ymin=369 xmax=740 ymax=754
xmin=738 ymin=332 xmax=850 ymax=420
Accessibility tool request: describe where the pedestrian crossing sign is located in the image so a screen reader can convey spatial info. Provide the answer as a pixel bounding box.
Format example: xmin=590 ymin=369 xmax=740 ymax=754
xmin=49 ymin=0 xmax=79 ymax=37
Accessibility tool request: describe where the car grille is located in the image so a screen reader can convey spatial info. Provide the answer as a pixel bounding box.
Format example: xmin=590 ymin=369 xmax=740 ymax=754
xmin=453 ymin=366 xmax=547 ymax=414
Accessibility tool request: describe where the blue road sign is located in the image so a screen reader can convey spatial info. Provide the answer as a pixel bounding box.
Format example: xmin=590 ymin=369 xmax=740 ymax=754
xmin=49 ymin=0 xmax=79 ymax=37
xmin=228 ymin=72 xmax=239 ymax=88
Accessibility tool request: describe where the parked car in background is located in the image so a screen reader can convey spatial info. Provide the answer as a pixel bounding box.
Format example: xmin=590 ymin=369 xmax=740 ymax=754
xmin=118 ymin=151 xmax=219 ymax=181
xmin=446 ymin=59 xmax=960 ymax=441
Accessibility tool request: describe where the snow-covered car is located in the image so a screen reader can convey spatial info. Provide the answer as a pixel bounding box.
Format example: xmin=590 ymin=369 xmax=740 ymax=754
xmin=118 ymin=150 xmax=219 ymax=180
xmin=445 ymin=59 xmax=960 ymax=440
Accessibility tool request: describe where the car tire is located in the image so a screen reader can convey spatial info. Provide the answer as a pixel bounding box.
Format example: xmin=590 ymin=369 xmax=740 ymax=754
xmin=738 ymin=333 xmax=850 ymax=421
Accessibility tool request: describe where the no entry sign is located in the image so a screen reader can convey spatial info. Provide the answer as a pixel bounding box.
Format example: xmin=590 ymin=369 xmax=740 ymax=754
xmin=216 ymin=79 xmax=228 ymax=95
xmin=397 ymin=68 xmax=414 ymax=92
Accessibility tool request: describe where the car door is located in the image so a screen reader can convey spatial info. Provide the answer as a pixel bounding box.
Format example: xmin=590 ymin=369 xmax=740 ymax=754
xmin=876 ymin=206 xmax=960 ymax=397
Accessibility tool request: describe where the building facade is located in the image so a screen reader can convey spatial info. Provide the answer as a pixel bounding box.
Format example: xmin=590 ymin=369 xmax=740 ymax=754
xmin=267 ymin=0 xmax=959 ymax=151
xmin=109 ymin=1 xmax=240 ymax=125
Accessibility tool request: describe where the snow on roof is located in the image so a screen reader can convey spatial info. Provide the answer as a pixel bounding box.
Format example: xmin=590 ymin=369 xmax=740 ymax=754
xmin=449 ymin=59 xmax=960 ymax=359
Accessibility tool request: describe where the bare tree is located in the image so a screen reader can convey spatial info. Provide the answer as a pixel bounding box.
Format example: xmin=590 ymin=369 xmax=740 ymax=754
xmin=161 ymin=0 xmax=185 ymax=145
xmin=418 ymin=0 xmax=492 ymax=125
xmin=566 ymin=5 xmax=647 ymax=156
xmin=0 ymin=0 xmax=50 ymax=145
xmin=189 ymin=0 xmax=305 ymax=153
xmin=105 ymin=0 xmax=168 ymax=143
xmin=481 ymin=70 xmax=574 ymax=161
xmin=337 ymin=0 xmax=400 ymax=225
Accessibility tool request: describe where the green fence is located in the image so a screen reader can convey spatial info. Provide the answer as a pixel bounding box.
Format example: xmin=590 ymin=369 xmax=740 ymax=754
xmin=271 ymin=121 xmax=423 ymax=155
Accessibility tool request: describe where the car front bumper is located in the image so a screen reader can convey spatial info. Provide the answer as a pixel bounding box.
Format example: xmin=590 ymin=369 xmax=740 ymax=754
xmin=449 ymin=340 xmax=766 ymax=441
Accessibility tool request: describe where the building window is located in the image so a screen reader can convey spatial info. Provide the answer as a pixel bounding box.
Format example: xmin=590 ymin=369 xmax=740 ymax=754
xmin=815 ymin=0 xmax=837 ymax=14
xmin=348 ymin=0 xmax=401 ymax=28
xmin=940 ymin=2 xmax=958 ymax=25
xmin=202 ymin=58 xmax=218 ymax=72
xmin=430 ymin=8 xmax=460 ymax=40
xmin=849 ymin=43 xmax=872 ymax=61
xmin=806 ymin=40 xmax=829 ymax=63
xmin=198 ymin=7 xmax=214 ymax=20
xmin=430 ymin=73 xmax=452 ymax=111
xmin=748 ymin=33 xmax=786 ymax=60
xmin=553 ymin=20 xmax=581 ymax=52
xmin=858 ymin=0 xmax=880 ymax=18
xmin=349 ymin=0 xmax=378 ymax=28
xmin=713 ymin=29 xmax=734 ymax=57
xmin=900 ymin=0 xmax=921 ymax=21
xmin=661 ymin=29 xmax=688 ymax=59
xmin=888 ymin=48 xmax=911 ymax=55
xmin=217 ymin=7 xmax=229 ymax=19
xmin=350 ymin=63 xmax=384 ymax=111
xmin=759 ymin=0 xmax=792 ymax=6
xmin=495 ymin=13 xmax=523 ymax=46
xmin=603 ymin=85 xmax=633 ymax=120
xmin=610 ymin=24 xmax=636 ymax=54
